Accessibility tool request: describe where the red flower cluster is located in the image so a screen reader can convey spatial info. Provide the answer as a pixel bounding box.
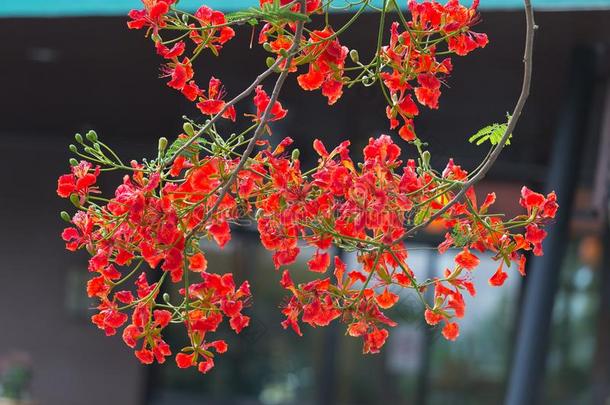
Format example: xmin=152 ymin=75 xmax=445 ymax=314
xmin=247 ymin=135 xmax=557 ymax=351
xmin=129 ymin=1 xmax=237 ymax=116
xmin=297 ymin=27 xmax=349 ymax=105
xmin=57 ymin=156 xmax=252 ymax=372
xmin=56 ymin=161 xmax=99 ymax=203
xmin=58 ymin=0 xmax=555 ymax=375
xmin=382 ymin=0 xmax=488 ymax=141
xmin=59 ymin=131 xmax=556 ymax=368
xmin=127 ymin=0 xmax=175 ymax=31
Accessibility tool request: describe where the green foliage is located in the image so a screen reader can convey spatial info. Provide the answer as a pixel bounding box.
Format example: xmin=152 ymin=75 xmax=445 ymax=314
xmin=413 ymin=207 xmax=429 ymax=226
xmin=227 ymin=0 xmax=310 ymax=26
xmin=469 ymin=114 xmax=513 ymax=146
xmin=451 ymin=224 xmax=471 ymax=248
xmin=167 ymin=134 xmax=203 ymax=159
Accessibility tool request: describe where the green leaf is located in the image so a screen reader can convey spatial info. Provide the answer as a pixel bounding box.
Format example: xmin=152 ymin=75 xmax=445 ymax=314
xmin=451 ymin=225 xmax=471 ymax=248
xmin=166 ymin=135 xmax=202 ymax=159
xmin=469 ymin=114 xmax=513 ymax=147
xmin=226 ymin=1 xmax=310 ymax=26
xmin=413 ymin=207 xmax=429 ymax=226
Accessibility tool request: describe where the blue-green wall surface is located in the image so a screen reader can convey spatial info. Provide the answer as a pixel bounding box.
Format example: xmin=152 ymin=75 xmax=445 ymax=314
xmin=1 ymin=0 xmax=609 ymax=17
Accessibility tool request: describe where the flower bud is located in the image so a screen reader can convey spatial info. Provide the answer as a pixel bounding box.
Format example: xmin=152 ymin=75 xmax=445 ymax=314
xmin=183 ymin=122 xmax=195 ymax=137
xmin=349 ymin=49 xmax=359 ymax=63
xmin=422 ymin=151 xmax=431 ymax=168
xmin=69 ymin=158 xmax=79 ymax=166
xmin=86 ymin=130 xmax=98 ymax=143
xmin=265 ymin=57 xmax=276 ymax=69
xmin=262 ymin=42 xmax=273 ymax=52
xmin=163 ymin=293 xmax=171 ymax=302
xmin=74 ymin=133 xmax=83 ymax=144
xmin=60 ymin=211 xmax=72 ymax=223
xmin=158 ymin=137 xmax=168 ymax=153
xmin=291 ymin=148 xmax=300 ymax=161
xmin=69 ymin=194 xmax=81 ymax=208
xmin=69 ymin=144 xmax=78 ymax=153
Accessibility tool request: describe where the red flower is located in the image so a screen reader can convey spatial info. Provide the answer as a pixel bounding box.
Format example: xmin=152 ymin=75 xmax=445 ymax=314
xmin=297 ymin=27 xmax=348 ymax=105
xmin=363 ymin=328 xmax=389 ymax=354
xmin=375 ymin=289 xmax=399 ymax=309
xmin=455 ymin=248 xmax=480 ymax=270
xmin=156 ymin=41 xmax=185 ymax=59
xmin=307 ymin=251 xmax=330 ymax=273
xmin=253 ymin=86 xmax=288 ymax=122
xmin=520 ymin=186 xmax=545 ymax=210
xmin=189 ymin=252 xmax=208 ymax=272
xmin=176 ymin=353 xmax=196 ymax=369
xmin=448 ymin=32 xmax=488 ymax=56
xmin=442 ymin=322 xmax=460 ymax=341
xmin=229 ymin=314 xmax=250 ymax=333
xmin=525 ymin=223 xmax=547 ymax=256
xmin=127 ymin=0 xmax=174 ymax=31
xmin=196 ymin=77 xmax=236 ymax=121
xmin=135 ymin=349 xmax=155 ymax=364
xmin=56 ymin=161 xmax=100 ymax=199
xmin=189 ymin=6 xmax=235 ymax=52
xmin=165 ymin=58 xmax=194 ymax=91
xmin=489 ymin=263 xmax=508 ymax=286
xmin=414 ymin=73 xmax=442 ymax=109
xmin=424 ymin=309 xmax=443 ymax=326
xmin=62 ymin=211 xmax=93 ymax=251
xmin=208 ymin=221 xmax=231 ymax=248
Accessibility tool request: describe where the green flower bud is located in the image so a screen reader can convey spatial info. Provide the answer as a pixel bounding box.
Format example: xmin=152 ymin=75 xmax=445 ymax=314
xmin=262 ymin=42 xmax=273 ymax=52
xmin=265 ymin=57 xmax=276 ymax=69
xmin=349 ymin=49 xmax=359 ymax=63
xmin=163 ymin=293 xmax=171 ymax=302
xmin=60 ymin=211 xmax=72 ymax=222
xmin=86 ymin=130 xmax=98 ymax=143
xmin=291 ymin=148 xmax=300 ymax=161
xmin=74 ymin=133 xmax=83 ymax=144
xmin=158 ymin=137 xmax=168 ymax=153
xmin=69 ymin=158 xmax=79 ymax=166
xmin=183 ymin=122 xmax=195 ymax=137
xmin=422 ymin=151 xmax=431 ymax=168
xmin=69 ymin=144 xmax=78 ymax=153
xmin=69 ymin=194 xmax=81 ymax=208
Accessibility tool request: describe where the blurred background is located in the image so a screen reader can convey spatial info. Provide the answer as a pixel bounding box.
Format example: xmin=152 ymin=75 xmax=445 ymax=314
xmin=1 ymin=0 xmax=609 ymax=404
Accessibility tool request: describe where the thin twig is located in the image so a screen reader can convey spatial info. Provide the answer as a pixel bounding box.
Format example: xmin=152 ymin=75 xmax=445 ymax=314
xmin=397 ymin=0 xmax=536 ymax=243
xmin=187 ymin=0 xmax=308 ymax=238
xmin=164 ymin=59 xmax=288 ymax=166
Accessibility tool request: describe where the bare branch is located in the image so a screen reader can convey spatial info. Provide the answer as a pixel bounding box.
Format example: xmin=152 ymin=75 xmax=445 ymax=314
xmin=398 ymin=0 xmax=536 ymax=243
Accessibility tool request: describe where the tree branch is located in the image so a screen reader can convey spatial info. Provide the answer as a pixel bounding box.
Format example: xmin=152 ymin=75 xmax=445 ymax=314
xmin=164 ymin=57 xmax=292 ymax=166
xmin=397 ymin=0 xmax=536 ymax=243
xmin=187 ymin=0 xmax=308 ymax=238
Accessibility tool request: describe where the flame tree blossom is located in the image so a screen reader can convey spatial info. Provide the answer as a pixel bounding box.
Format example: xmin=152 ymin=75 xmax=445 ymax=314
xmin=57 ymin=0 xmax=549 ymax=375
